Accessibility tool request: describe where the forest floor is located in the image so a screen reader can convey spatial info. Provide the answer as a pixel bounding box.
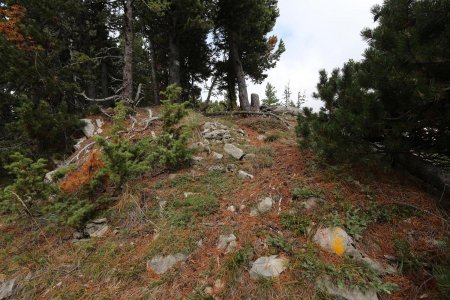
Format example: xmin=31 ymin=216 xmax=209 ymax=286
xmin=0 ymin=109 xmax=449 ymax=300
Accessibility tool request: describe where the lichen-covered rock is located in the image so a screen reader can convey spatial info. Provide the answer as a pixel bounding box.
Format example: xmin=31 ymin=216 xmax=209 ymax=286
xmin=238 ymin=170 xmax=254 ymax=180
xmin=0 ymin=279 xmax=16 ymax=300
xmin=318 ymin=276 xmax=378 ymax=300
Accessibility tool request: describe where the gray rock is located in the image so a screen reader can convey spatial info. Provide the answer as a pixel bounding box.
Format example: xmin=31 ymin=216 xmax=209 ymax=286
xmin=204 ymin=130 xmax=231 ymax=141
xmin=272 ymin=105 xmax=301 ymax=116
xmin=313 ymin=227 xmax=394 ymax=274
xmin=224 ymin=144 xmax=245 ymax=160
xmin=0 ymin=279 xmax=16 ymax=300
xmin=257 ymin=135 xmax=266 ymax=141
xmin=44 ymin=169 xmax=59 ymax=183
xmin=85 ymin=219 xmax=109 ymax=238
xmin=249 ymin=256 xmax=288 ymax=278
xmin=217 ymin=234 xmax=237 ymax=254
xmin=190 ymin=142 xmax=210 ymax=153
xmin=250 ymin=208 xmax=259 ymax=217
xmin=301 ymin=197 xmax=324 ymax=210
xmin=147 ymin=253 xmax=187 ymax=274
xmin=212 ymin=152 xmax=224 ymax=160
xmin=80 ymin=118 xmax=96 ymax=138
xmin=226 ymin=164 xmax=237 ymax=173
xmin=209 ymin=165 xmax=225 ymax=173
xmin=318 ymin=277 xmax=378 ymax=300
xmin=257 ymin=197 xmax=274 ymax=214
xmin=238 ymin=170 xmax=254 ymax=180
xmin=192 ymin=156 xmax=204 ymax=165
xmin=227 ymin=205 xmax=236 ymax=213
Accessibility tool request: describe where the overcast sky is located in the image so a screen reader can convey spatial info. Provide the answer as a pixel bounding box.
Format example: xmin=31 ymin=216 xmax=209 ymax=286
xmin=245 ymin=0 xmax=382 ymax=110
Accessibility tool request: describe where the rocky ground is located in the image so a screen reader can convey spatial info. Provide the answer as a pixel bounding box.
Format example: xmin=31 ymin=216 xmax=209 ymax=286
xmin=1 ymin=109 xmax=449 ymax=300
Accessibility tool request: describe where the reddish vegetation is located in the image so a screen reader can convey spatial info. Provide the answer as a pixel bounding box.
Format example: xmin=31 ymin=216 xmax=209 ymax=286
xmin=60 ymin=150 xmax=104 ymax=193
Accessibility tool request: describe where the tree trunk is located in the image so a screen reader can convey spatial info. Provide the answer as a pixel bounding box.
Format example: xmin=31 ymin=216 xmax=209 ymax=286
xmin=101 ymin=61 xmax=108 ymax=98
xmin=251 ymin=93 xmax=260 ymax=112
xmin=148 ymin=40 xmax=159 ymax=105
xmin=226 ymin=73 xmax=237 ymax=110
xmin=230 ymin=33 xmax=250 ymax=111
xmin=122 ymin=0 xmax=133 ymax=103
xmin=168 ymin=14 xmax=181 ymax=96
xmin=205 ymin=75 xmax=218 ymax=104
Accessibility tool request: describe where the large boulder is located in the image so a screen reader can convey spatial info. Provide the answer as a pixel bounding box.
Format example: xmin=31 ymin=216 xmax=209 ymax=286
xmin=251 ymin=94 xmax=261 ymax=112
xmin=80 ymin=119 xmax=96 ymax=138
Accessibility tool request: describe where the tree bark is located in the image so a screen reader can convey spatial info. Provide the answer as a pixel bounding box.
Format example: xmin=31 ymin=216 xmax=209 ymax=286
xmin=122 ymin=0 xmax=134 ymax=103
xmin=148 ymin=40 xmax=159 ymax=105
xmin=230 ymin=32 xmax=250 ymax=111
xmin=168 ymin=14 xmax=181 ymax=96
xmin=205 ymin=75 xmax=218 ymax=104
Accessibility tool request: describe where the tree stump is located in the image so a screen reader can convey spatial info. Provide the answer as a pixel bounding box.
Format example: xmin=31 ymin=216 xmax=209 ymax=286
xmin=251 ymin=93 xmax=260 ymax=112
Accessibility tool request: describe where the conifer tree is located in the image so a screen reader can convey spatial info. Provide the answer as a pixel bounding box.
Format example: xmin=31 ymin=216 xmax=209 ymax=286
xmin=263 ymin=82 xmax=279 ymax=106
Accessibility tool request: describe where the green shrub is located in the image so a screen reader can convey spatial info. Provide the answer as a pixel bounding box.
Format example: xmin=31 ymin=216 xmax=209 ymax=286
xmin=169 ymin=195 xmax=219 ymax=227
xmin=43 ymin=194 xmax=96 ymax=228
xmin=292 ymin=186 xmax=322 ymax=200
xmin=0 ymin=153 xmax=54 ymax=214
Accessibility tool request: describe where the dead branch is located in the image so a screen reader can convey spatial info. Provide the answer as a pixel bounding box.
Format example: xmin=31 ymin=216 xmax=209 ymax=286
xmin=78 ymin=91 xmax=121 ymax=102
xmin=204 ymin=111 xmax=290 ymax=128
xmin=135 ymin=108 xmax=159 ymax=132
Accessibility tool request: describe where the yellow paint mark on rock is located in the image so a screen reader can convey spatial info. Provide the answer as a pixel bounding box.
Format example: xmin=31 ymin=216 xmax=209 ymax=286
xmin=332 ymin=234 xmax=345 ymax=256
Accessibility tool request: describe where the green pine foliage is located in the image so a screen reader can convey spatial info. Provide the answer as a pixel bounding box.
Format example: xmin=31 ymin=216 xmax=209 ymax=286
xmin=262 ymin=82 xmax=279 ymax=106
xmin=297 ymin=0 xmax=450 ymax=162
xmin=0 ymin=153 xmax=53 ymax=214
xmin=95 ymin=85 xmax=192 ymax=188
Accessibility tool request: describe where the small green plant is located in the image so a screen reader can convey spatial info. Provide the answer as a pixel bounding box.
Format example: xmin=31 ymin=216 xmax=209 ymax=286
xmin=265 ymin=132 xmax=281 ymax=143
xmin=394 ymin=238 xmax=420 ymax=272
xmin=267 ymin=235 xmax=293 ymax=254
xmin=160 ymin=84 xmax=188 ymax=131
xmin=111 ymin=101 xmax=130 ymax=136
xmin=0 ymin=153 xmax=54 ymax=213
xmin=169 ymin=195 xmax=219 ymax=227
xmin=292 ymin=186 xmax=322 ymax=200
xmin=280 ymin=212 xmax=311 ymax=235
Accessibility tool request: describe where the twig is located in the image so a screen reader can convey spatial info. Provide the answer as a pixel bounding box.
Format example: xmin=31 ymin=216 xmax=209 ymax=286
xmin=135 ymin=108 xmax=159 ymax=132
xmin=65 ymin=142 xmax=96 ymax=166
xmin=204 ymin=111 xmax=290 ymax=128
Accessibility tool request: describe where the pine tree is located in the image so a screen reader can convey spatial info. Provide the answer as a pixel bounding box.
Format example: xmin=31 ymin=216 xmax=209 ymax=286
xmin=214 ymin=0 xmax=285 ymax=110
xmin=263 ymin=83 xmax=279 ymax=106
xmin=283 ymin=82 xmax=292 ymax=107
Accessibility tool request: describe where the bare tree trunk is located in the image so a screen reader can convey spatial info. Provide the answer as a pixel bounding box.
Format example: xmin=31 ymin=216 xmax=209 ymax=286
xmin=206 ymin=75 xmax=218 ymax=104
xmin=168 ymin=13 xmax=181 ymax=99
xmin=230 ymin=32 xmax=250 ymax=111
xmin=226 ymin=73 xmax=237 ymax=110
xmin=101 ymin=61 xmax=109 ymax=98
xmin=148 ymin=40 xmax=159 ymax=105
xmin=122 ymin=0 xmax=133 ymax=103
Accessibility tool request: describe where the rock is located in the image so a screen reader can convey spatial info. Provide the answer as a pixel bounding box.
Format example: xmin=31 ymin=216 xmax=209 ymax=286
xmin=0 ymin=279 xmax=16 ymax=300
xmin=85 ymin=219 xmax=109 ymax=238
xmin=217 ymin=234 xmax=237 ymax=253
xmin=226 ymin=164 xmax=237 ymax=173
xmin=318 ymin=277 xmax=378 ymax=300
xmin=257 ymin=135 xmax=266 ymax=141
xmin=250 ymin=208 xmax=259 ymax=217
xmin=204 ymin=286 xmax=213 ymax=295
xmin=243 ymin=153 xmax=256 ymax=161
xmin=184 ymin=192 xmax=197 ymax=198
xmin=227 ymin=205 xmax=236 ymax=213
xmin=95 ymin=119 xmax=104 ymax=128
xmin=212 ymin=152 xmax=224 ymax=160
xmin=73 ymin=231 xmax=85 ymax=240
xmin=190 ymin=142 xmax=210 ymax=153
xmin=224 ymin=144 xmax=245 ymax=160
xmin=209 ymin=165 xmax=225 ymax=173
xmin=192 ymin=156 xmax=204 ymax=164
xmin=214 ymin=279 xmax=225 ymax=290
xmin=80 ymin=119 xmax=96 ymax=138
xmin=168 ymin=174 xmax=177 ymax=180
xmin=239 ymin=205 xmax=246 ymax=211
xmin=146 ymin=253 xmax=187 ymax=274
xmin=238 ymin=170 xmax=254 ymax=180
xmin=257 ymin=197 xmax=274 ymax=214
xmin=44 ymin=169 xmax=59 ymax=183
xmin=249 ymin=256 xmax=288 ymax=278
xmin=313 ymin=227 xmax=394 ymax=274
xmin=204 ymin=130 xmax=231 ymax=141
xmin=271 ymin=105 xmax=301 ymax=116
xmin=301 ymin=197 xmax=324 ymax=210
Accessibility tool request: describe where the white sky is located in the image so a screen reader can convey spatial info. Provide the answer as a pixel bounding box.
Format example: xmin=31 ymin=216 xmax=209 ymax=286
xmin=243 ymin=0 xmax=382 ymax=110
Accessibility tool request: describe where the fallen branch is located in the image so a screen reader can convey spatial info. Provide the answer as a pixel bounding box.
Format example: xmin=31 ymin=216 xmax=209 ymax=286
xmin=77 ymin=91 xmax=121 ymax=103
xmin=135 ymin=108 xmax=159 ymax=132
xmin=204 ymin=111 xmax=290 ymax=128
xmin=65 ymin=142 xmax=96 ymax=166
